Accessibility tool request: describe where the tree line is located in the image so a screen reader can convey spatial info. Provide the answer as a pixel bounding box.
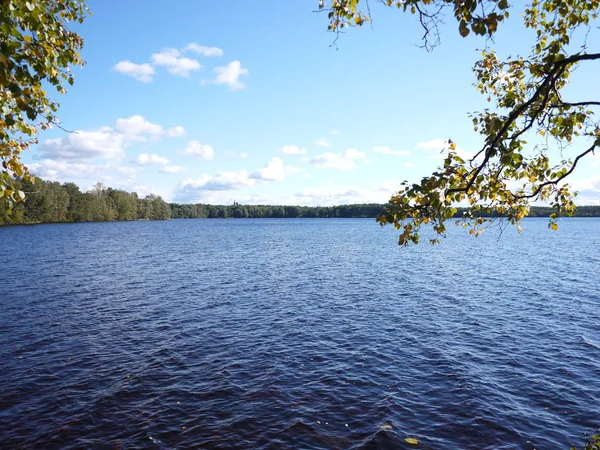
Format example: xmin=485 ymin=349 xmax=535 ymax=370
xmin=1 ymin=177 xmax=599 ymax=226
xmin=0 ymin=177 xmax=171 ymax=225
xmin=169 ymin=202 xmax=384 ymax=220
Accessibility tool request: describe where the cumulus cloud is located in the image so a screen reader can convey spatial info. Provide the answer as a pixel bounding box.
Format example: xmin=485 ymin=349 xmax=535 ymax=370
xmin=280 ymin=178 xmax=401 ymax=206
xmin=184 ymin=43 xmax=223 ymax=57
xmin=180 ymin=140 xmax=215 ymax=160
xmin=160 ymin=165 xmax=187 ymax=174
xmin=250 ymin=157 xmax=300 ymax=182
xmin=174 ymin=170 xmax=257 ymax=203
xmin=37 ymin=116 xmax=185 ymax=169
xmin=38 ymin=129 xmax=125 ymax=161
xmin=293 ymin=185 xmax=392 ymax=206
xmin=571 ymin=174 xmax=600 ymax=204
xmin=136 ymin=153 xmax=169 ymax=165
xmin=29 ymin=159 xmax=106 ymax=181
xmin=120 ymin=184 xmax=157 ymax=198
xmin=373 ymin=146 xmax=411 ymax=156
xmin=166 ymin=126 xmax=186 ymax=137
xmin=113 ymin=60 xmax=155 ymax=83
xmin=173 ymin=157 xmax=301 ymax=203
xmin=114 ymin=43 xmax=227 ymax=82
xmin=181 ymin=170 xmax=255 ymax=191
xmin=172 ymin=176 xmax=400 ymax=206
xmin=114 ymin=115 xmax=184 ymax=141
xmin=151 ymin=48 xmax=202 ymax=77
xmin=315 ymin=137 xmax=331 ymax=147
xmin=309 ymin=148 xmax=366 ymax=170
xmin=202 ymin=60 xmax=248 ymax=91
xmin=115 ymin=115 xmax=163 ymax=140
xmin=279 ymin=145 xmax=307 ymax=155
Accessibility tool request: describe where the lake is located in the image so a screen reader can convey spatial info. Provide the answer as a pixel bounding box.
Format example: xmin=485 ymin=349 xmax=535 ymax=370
xmin=0 ymin=218 xmax=599 ymax=449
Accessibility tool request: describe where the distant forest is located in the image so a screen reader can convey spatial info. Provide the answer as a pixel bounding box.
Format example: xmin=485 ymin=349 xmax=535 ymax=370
xmin=1 ymin=176 xmax=599 ymax=226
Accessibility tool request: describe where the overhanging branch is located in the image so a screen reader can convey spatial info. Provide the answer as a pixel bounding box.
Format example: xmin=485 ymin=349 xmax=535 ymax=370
xmin=444 ymin=51 xmax=600 ymax=198
xmin=513 ymin=140 xmax=598 ymax=199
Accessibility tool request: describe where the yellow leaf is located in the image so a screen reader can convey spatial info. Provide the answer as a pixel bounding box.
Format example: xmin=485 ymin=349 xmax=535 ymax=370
xmin=405 ymin=437 xmax=419 ymax=444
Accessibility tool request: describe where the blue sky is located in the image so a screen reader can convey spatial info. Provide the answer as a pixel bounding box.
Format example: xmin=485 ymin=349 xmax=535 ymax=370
xmin=23 ymin=0 xmax=600 ymax=205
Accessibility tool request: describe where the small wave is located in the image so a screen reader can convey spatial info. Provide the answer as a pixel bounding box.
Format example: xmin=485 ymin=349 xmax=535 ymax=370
xmin=581 ymin=335 xmax=600 ymax=350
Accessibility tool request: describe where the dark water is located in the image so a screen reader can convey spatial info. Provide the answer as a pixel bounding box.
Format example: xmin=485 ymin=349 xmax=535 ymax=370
xmin=0 ymin=218 xmax=599 ymax=449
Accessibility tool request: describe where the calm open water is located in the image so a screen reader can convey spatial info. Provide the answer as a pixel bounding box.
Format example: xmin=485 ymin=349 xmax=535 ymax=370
xmin=0 ymin=218 xmax=599 ymax=449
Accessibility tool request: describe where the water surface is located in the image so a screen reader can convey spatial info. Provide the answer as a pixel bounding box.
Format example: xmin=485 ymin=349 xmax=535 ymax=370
xmin=1 ymin=218 xmax=599 ymax=449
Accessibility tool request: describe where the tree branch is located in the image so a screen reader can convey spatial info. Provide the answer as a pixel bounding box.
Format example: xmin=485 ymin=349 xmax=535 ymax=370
xmin=445 ymin=52 xmax=600 ymax=197
xmin=550 ymin=101 xmax=600 ymax=108
xmin=513 ymin=140 xmax=598 ymax=199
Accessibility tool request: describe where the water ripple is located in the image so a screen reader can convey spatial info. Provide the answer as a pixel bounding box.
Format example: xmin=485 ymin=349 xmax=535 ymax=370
xmin=1 ymin=218 xmax=599 ymax=449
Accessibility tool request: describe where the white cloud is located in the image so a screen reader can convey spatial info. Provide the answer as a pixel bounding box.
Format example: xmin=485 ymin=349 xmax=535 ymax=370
xmin=373 ymin=146 xmax=411 ymax=156
xmin=294 ymin=185 xmax=390 ymax=206
xmin=181 ymin=140 xmax=215 ymax=160
xmin=330 ymin=130 xmax=341 ymax=135
xmin=202 ymin=60 xmax=248 ymax=91
xmin=114 ymin=116 xmax=185 ymax=141
xmin=181 ymin=170 xmax=255 ymax=191
xmin=250 ymin=157 xmax=299 ymax=182
xmin=315 ymin=137 xmax=331 ymax=147
xmin=113 ymin=60 xmax=155 ymax=83
xmin=115 ymin=115 xmax=163 ymax=140
xmin=404 ymin=161 xmax=415 ymax=168
xmin=38 ymin=129 xmax=125 ymax=161
xmin=240 ymin=153 xmax=248 ymax=158
xmin=166 ymin=126 xmax=186 ymax=137
xmin=285 ymin=179 xmax=400 ymax=206
xmin=39 ymin=117 xmax=184 ymax=166
xmin=279 ymin=145 xmax=307 ymax=155
xmin=172 ymin=176 xmax=400 ymax=206
xmin=160 ymin=165 xmax=187 ymax=174
xmin=571 ymin=174 xmax=600 ymax=204
xmin=136 ymin=153 xmax=169 ymax=165
xmin=151 ymin=48 xmax=202 ymax=77
xmin=310 ymin=148 xmax=366 ymax=170
xmin=174 ymin=157 xmax=301 ymax=202
xmin=29 ymin=159 xmax=106 ymax=181
xmin=126 ymin=184 xmax=154 ymax=198
xmin=184 ymin=43 xmax=223 ymax=57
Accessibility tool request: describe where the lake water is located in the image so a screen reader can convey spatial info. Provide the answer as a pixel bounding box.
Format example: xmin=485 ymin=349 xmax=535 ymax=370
xmin=0 ymin=218 xmax=599 ymax=449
